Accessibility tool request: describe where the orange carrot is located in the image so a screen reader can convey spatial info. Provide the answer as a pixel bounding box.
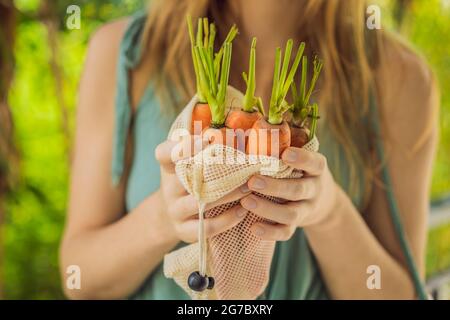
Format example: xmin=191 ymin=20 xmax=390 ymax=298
xmin=203 ymin=126 xmax=237 ymax=148
xmin=191 ymin=103 xmax=212 ymax=134
xmin=224 ymin=38 xmax=264 ymax=152
xmin=226 ymin=110 xmax=262 ymax=152
xmin=225 ymin=110 xmax=262 ymax=132
xmin=290 ymin=125 xmax=309 ymax=148
xmin=247 ymin=118 xmax=291 ymax=157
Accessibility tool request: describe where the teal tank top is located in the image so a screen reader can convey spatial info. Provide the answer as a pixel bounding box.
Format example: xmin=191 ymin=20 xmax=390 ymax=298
xmin=112 ymin=12 xmax=427 ymax=300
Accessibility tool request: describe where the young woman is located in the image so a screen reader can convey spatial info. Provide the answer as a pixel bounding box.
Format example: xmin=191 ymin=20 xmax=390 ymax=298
xmin=60 ymin=0 xmax=438 ymax=299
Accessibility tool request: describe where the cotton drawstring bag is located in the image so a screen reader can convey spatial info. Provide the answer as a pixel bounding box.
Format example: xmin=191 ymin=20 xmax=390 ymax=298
xmin=163 ymin=86 xmax=319 ymax=300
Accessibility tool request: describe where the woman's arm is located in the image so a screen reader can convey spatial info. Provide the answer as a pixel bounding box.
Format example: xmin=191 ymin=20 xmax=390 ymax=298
xmin=242 ymin=45 xmax=438 ymax=299
xmin=59 ymin=20 xmax=177 ymax=299
xmin=305 ymin=48 xmax=438 ymax=299
xmin=60 ymin=21 xmax=248 ymax=299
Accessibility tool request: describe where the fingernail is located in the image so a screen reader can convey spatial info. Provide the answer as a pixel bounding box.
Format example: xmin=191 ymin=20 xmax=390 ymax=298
xmin=254 ymin=226 xmax=265 ymax=237
xmin=284 ymin=149 xmax=297 ymax=162
xmin=250 ymin=177 xmax=266 ymax=190
xmin=241 ymin=196 xmax=257 ymax=209
xmin=236 ymin=207 xmax=247 ymax=218
xmin=240 ymin=184 xmax=250 ymax=193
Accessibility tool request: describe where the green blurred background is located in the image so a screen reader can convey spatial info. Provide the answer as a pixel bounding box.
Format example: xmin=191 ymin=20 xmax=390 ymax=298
xmin=0 ymin=0 xmax=449 ymax=299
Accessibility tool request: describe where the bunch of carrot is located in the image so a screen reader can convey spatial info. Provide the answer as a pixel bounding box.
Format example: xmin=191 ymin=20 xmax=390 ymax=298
xmin=187 ymin=15 xmax=323 ymax=157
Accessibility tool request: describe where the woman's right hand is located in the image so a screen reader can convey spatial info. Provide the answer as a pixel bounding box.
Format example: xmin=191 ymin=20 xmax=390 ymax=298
xmin=155 ymin=136 xmax=249 ymax=243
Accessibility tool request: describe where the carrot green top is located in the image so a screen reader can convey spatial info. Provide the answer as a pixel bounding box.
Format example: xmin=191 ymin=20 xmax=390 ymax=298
xmin=267 ymin=40 xmax=304 ymax=125
xmin=291 ymin=55 xmax=323 ymax=127
xmin=242 ymin=37 xmax=264 ymax=114
xmin=187 ymin=16 xmax=237 ymax=126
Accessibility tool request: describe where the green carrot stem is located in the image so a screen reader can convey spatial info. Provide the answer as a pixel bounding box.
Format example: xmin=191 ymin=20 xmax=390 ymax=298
xmin=194 ymin=46 xmax=213 ymax=104
xmin=224 ymin=24 xmax=239 ymax=43
xmin=215 ymin=24 xmax=238 ymax=81
xmin=291 ymin=54 xmax=307 ymax=123
xmin=300 ymin=55 xmax=307 ymax=104
xmin=309 ymin=103 xmax=319 ymax=141
xmin=208 ymin=23 xmax=216 ymax=52
xmin=291 ymin=55 xmax=323 ymax=124
xmin=291 ymin=81 xmax=298 ymax=105
xmin=198 ymin=46 xmax=216 ymax=96
xmin=217 ymin=24 xmax=238 ymax=58
xmin=255 ymin=97 xmax=265 ymax=116
xmin=277 ymin=39 xmax=293 ymax=99
xmin=269 ymin=47 xmax=281 ymax=115
xmin=280 ymin=42 xmax=304 ymax=100
xmin=242 ymin=37 xmax=257 ymax=113
xmin=196 ymin=18 xmax=203 ymax=48
xmin=242 ymin=71 xmax=248 ymax=85
xmin=216 ymin=42 xmax=232 ymax=119
xmin=304 ymin=57 xmax=324 ymax=107
xmin=186 ymin=15 xmax=205 ymax=102
xmin=268 ymin=41 xmax=305 ymax=125
xmin=203 ymin=18 xmax=209 ymax=48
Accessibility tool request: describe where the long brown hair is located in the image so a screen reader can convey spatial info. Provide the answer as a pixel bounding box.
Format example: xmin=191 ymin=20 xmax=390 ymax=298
xmin=139 ymin=0 xmax=396 ymax=206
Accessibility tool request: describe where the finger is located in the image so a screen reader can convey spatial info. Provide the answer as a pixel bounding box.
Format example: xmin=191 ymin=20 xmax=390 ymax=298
xmin=251 ymin=222 xmax=296 ymax=241
xmin=155 ymin=140 xmax=178 ymax=173
xmin=171 ymin=184 xmax=251 ymax=220
xmin=162 ymin=172 xmax=189 ymax=197
xmin=281 ymin=148 xmax=327 ymax=176
xmin=247 ymin=175 xmax=317 ymax=201
xmin=155 ymin=140 xmax=177 ymax=164
xmin=176 ymin=135 xmax=209 ymax=160
xmin=179 ymin=205 xmax=248 ymax=243
xmin=206 ymin=184 xmax=252 ymax=210
xmin=240 ymin=194 xmax=311 ymax=225
xmin=156 ymin=137 xmax=208 ymax=173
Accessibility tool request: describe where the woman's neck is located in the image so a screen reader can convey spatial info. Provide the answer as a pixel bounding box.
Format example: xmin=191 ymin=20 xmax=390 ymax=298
xmin=226 ymin=0 xmax=307 ymax=108
xmin=231 ymin=0 xmax=305 ymax=51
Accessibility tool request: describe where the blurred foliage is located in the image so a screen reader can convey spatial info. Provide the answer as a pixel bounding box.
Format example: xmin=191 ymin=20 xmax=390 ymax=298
xmin=376 ymin=0 xmax=450 ymax=200
xmin=427 ymin=223 xmax=450 ymax=278
xmin=4 ymin=0 xmax=144 ymax=300
xmin=1 ymin=0 xmax=450 ymax=299
xmin=408 ymin=1 xmax=450 ymax=200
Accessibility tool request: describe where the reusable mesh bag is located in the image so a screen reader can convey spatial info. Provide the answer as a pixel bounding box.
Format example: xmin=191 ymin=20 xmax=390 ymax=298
xmin=163 ymin=86 xmax=319 ymax=300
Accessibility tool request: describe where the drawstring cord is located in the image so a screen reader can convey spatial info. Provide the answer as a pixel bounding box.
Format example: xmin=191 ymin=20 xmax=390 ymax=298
xmin=187 ymin=163 xmax=215 ymax=293
xmin=198 ymin=202 xmax=207 ymax=277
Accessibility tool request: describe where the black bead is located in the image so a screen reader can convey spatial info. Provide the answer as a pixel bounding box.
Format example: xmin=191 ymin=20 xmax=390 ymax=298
xmin=188 ymin=271 xmax=208 ymax=292
xmin=207 ymin=276 xmax=215 ymax=289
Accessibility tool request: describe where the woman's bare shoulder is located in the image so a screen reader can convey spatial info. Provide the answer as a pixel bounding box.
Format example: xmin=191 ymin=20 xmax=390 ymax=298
xmin=85 ymin=18 xmax=129 ymax=65
xmin=376 ymin=34 xmax=438 ymax=150
xmin=78 ymin=18 xmax=130 ymax=115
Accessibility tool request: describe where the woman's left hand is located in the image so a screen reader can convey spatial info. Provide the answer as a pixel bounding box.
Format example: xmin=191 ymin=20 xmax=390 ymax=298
xmin=240 ymin=147 xmax=340 ymax=240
